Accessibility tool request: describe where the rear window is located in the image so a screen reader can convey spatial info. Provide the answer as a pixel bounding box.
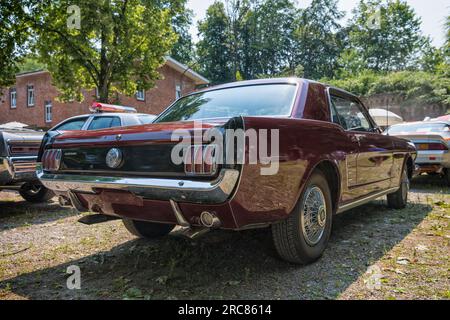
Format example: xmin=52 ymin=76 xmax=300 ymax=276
xmin=155 ymin=84 xmax=297 ymax=123
xmin=137 ymin=115 xmax=156 ymax=125
xmin=387 ymin=123 xmax=449 ymax=134
xmin=88 ymin=117 xmax=121 ymax=130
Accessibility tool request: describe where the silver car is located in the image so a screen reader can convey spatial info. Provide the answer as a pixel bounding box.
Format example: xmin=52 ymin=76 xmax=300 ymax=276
xmin=387 ymin=120 xmax=450 ymax=185
xmin=0 ymin=126 xmax=54 ymax=203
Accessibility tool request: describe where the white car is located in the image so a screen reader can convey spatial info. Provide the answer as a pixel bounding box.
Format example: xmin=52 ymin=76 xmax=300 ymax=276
xmin=50 ymin=103 xmax=156 ymax=132
xmin=387 ymin=120 xmax=450 ymax=185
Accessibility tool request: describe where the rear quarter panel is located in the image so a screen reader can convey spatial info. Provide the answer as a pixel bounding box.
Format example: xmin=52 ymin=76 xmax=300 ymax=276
xmin=229 ymin=117 xmax=355 ymax=228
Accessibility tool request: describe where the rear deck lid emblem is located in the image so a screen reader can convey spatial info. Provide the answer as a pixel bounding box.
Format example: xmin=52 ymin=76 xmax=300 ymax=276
xmin=106 ymin=148 xmax=123 ymax=169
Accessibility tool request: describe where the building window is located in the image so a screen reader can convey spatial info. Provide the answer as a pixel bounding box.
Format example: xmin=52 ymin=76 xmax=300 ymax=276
xmin=45 ymin=101 xmax=52 ymax=123
xmin=136 ymin=89 xmax=145 ymax=101
xmin=10 ymin=88 xmax=17 ymax=109
xmin=176 ymin=85 xmax=182 ymax=99
xmin=27 ymin=85 xmax=35 ymax=107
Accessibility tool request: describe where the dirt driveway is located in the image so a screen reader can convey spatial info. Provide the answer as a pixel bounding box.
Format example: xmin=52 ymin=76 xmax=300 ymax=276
xmin=0 ymin=175 xmax=449 ymax=300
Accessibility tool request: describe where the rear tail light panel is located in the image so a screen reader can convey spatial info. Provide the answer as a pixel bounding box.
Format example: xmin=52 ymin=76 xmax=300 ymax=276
xmin=415 ymin=143 xmax=448 ymax=151
xmin=42 ymin=149 xmax=62 ymax=172
xmin=184 ymin=145 xmax=218 ymax=176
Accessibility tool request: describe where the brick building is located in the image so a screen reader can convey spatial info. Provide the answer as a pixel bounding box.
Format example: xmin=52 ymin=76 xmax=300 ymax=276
xmin=0 ymin=57 xmax=209 ymax=129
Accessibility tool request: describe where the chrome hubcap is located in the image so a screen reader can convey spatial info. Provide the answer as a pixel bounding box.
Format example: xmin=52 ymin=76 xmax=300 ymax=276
xmin=301 ymin=186 xmax=327 ymax=246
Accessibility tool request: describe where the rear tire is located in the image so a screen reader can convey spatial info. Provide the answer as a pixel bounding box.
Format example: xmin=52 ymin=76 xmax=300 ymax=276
xmin=387 ymin=166 xmax=409 ymax=209
xmin=123 ymin=219 xmax=175 ymax=239
xmin=19 ymin=184 xmax=54 ymax=203
xmin=272 ymin=171 xmax=333 ymax=265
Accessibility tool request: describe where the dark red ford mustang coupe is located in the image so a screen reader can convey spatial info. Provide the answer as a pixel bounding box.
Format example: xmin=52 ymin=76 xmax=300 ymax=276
xmin=38 ymin=78 xmax=416 ymax=264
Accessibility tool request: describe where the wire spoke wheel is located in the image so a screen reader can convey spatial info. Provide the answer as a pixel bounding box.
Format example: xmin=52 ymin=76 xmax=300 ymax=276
xmin=301 ymin=186 xmax=327 ymax=246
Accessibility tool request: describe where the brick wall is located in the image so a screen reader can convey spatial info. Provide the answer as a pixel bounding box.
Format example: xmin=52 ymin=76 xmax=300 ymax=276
xmin=0 ymin=64 xmax=198 ymax=129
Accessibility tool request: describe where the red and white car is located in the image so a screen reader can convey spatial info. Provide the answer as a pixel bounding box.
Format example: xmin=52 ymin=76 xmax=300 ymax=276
xmin=50 ymin=103 xmax=156 ymax=132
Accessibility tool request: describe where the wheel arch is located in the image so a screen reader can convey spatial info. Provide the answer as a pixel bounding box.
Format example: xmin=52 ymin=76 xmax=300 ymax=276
xmin=295 ymin=159 xmax=342 ymax=216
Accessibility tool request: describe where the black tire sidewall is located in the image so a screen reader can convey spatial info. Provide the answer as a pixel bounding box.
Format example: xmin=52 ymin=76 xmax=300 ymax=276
xmin=293 ymin=172 xmax=333 ymax=262
xmin=19 ymin=184 xmax=53 ymax=203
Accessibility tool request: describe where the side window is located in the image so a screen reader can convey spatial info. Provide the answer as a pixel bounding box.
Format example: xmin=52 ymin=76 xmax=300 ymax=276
xmin=55 ymin=118 xmax=88 ymax=131
xmin=330 ymin=95 xmax=373 ymax=132
xmin=87 ymin=116 xmax=121 ymax=130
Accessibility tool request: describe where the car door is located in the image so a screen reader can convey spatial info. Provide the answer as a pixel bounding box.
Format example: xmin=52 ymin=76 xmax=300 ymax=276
xmin=329 ymin=90 xmax=394 ymax=196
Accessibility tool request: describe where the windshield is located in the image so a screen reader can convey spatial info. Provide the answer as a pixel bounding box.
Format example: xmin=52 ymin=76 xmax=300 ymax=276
xmin=387 ymin=123 xmax=450 ymax=134
xmin=155 ymin=84 xmax=297 ymax=123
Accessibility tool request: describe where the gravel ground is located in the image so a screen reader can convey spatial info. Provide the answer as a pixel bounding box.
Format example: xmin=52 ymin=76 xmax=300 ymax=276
xmin=0 ymin=175 xmax=449 ymax=300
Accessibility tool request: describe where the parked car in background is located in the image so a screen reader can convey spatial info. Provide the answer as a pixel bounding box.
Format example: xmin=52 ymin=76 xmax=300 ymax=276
xmin=0 ymin=126 xmax=53 ymax=203
xmin=49 ymin=103 xmax=157 ymax=132
xmin=38 ymin=78 xmax=416 ymax=265
xmin=387 ymin=120 xmax=450 ymax=185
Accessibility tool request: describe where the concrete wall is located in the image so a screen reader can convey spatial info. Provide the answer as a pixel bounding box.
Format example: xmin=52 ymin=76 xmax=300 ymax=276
xmin=362 ymin=93 xmax=448 ymax=122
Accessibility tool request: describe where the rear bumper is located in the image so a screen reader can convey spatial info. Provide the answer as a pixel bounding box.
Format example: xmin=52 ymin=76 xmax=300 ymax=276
xmin=415 ymin=150 xmax=450 ymax=173
xmin=37 ymin=164 xmax=240 ymax=205
xmin=0 ymin=156 xmax=38 ymax=184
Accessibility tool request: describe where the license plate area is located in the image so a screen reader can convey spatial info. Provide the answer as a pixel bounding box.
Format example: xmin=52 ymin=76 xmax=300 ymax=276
xmin=98 ymin=190 xmax=144 ymax=207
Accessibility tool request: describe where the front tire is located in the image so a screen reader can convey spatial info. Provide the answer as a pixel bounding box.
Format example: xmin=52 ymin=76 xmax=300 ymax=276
xmin=272 ymin=171 xmax=333 ymax=265
xmin=19 ymin=183 xmax=54 ymax=203
xmin=123 ymin=219 xmax=175 ymax=239
xmin=387 ymin=166 xmax=409 ymax=209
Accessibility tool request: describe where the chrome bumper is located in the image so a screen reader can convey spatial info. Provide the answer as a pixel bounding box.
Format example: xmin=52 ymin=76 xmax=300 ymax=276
xmin=0 ymin=156 xmax=38 ymax=184
xmin=37 ymin=164 xmax=240 ymax=205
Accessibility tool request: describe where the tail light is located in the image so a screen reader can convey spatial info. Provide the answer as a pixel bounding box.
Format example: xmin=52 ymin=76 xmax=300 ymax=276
xmin=184 ymin=145 xmax=218 ymax=176
xmin=9 ymin=145 xmax=40 ymax=155
xmin=416 ymin=143 xmax=448 ymax=151
xmin=42 ymin=149 xmax=62 ymax=171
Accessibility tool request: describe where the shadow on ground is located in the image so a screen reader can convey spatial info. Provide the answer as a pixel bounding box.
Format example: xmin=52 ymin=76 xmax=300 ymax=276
xmin=0 ymin=199 xmax=78 ymax=232
xmin=0 ymin=199 xmax=433 ymax=300
xmin=411 ymin=175 xmax=450 ymax=194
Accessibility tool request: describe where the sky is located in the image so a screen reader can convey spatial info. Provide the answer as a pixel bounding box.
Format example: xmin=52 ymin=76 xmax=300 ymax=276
xmin=187 ymin=0 xmax=449 ymax=47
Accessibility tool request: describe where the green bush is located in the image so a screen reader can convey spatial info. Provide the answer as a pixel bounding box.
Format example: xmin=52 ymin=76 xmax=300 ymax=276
xmin=323 ymin=70 xmax=450 ymax=108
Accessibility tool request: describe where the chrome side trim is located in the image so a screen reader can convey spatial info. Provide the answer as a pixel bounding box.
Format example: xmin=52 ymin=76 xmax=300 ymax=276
xmin=170 ymin=200 xmax=190 ymax=227
xmin=37 ymin=166 xmax=240 ymax=205
xmin=337 ymin=187 xmax=399 ymax=214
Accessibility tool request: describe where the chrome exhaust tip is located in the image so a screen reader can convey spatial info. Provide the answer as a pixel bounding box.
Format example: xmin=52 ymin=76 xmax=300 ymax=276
xmin=200 ymin=211 xmax=221 ymax=229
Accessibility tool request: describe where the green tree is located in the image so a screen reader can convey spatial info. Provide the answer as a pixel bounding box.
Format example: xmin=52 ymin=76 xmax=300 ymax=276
xmin=197 ymin=0 xmax=298 ymax=82
xmin=241 ymin=0 xmax=297 ymax=78
xmin=197 ymin=1 xmax=234 ymax=84
xmin=7 ymin=0 xmax=185 ymax=103
xmin=417 ymin=38 xmax=445 ymax=73
xmin=347 ymin=0 xmax=423 ymax=72
xmin=0 ymin=2 xmax=30 ymax=87
xmin=293 ymin=0 xmax=345 ymax=79
xmin=171 ymin=8 xmax=195 ymax=65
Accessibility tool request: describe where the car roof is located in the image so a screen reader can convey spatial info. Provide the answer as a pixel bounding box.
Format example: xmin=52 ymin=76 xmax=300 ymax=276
xmin=185 ymin=77 xmax=361 ymax=101
xmin=63 ymin=113 xmax=155 ymax=120
xmin=391 ymin=120 xmax=450 ymax=127
xmin=193 ymin=78 xmax=305 ymax=94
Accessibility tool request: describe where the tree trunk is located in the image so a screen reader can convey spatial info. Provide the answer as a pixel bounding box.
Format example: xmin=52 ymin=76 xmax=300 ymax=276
xmin=98 ymin=29 xmax=110 ymax=103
